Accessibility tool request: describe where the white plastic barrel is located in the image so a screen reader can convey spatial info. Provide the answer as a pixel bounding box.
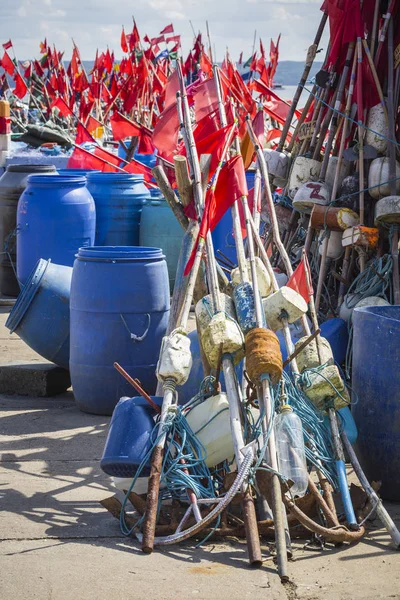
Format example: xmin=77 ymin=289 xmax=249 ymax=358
xmin=368 ymin=157 xmax=400 ymax=200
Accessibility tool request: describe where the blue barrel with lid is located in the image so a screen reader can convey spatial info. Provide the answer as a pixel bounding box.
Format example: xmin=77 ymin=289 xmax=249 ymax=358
xmin=16 ymin=174 xmax=95 ymax=284
xmin=87 ymin=172 xmax=150 ymax=246
xmin=139 ymin=187 xmax=183 ymax=291
xmin=352 ymin=305 xmax=400 ymax=501
xmin=70 ymin=246 xmax=170 ymax=415
xmin=101 ymin=395 xmax=163 ymax=477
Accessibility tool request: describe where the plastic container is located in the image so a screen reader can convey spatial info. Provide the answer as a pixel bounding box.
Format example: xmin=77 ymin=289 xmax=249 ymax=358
xmin=70 ymin=246 xmax=170 ymax=415
xmin=185 ymin=393 xmax=234 ymax=467
xmin=352 ymin=305 xmax=400 ymax=501
xmin=0 ymin=164 xmax=56 ymax=296
xmin=101 ymin=396 xmax=162 ymax=477
xmin=16 ymin=174 xmax=95 ymax=284
xmin=275 ymin=405 xmax=308 ymax=497
xmin=5 ymin=258 xmax=72 ymax=369
xmin=140 ymin=187 xmax=183 ymax=291
xmin=86 ymin=172 xmax=149 ymax=246
xmin=211 ymin=209 xmax=237 ymax=269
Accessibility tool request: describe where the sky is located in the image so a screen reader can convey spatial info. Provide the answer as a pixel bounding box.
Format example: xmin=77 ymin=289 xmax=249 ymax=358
xmin=0 ymin=0 xmax=327 ymax=63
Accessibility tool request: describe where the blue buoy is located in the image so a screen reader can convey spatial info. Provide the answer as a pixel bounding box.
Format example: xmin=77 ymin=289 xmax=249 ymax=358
xmin=233 ymin=282 xmax=266 ymax=334
xmin=5 ymin=259 xmax=72 ymax=369
xmin=101 ymin=395 xmax=163 ymax=477
xmin=86 ymin=172 xmax=149 ymax=246
xmin=352 ymin=305 xmax=400 ymax=501
xmin=16 ymin=174 xmax=95 ymax=285
xmin=70 ymin=246 xmax=170 ymax=415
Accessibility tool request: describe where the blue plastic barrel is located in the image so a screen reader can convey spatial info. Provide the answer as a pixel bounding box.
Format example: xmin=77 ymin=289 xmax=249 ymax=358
xmin=16 ymin=174 xmax=95 ymax=284
xmin=70 ymin=246 xmax=170 ymax=415
xmin=86 ymin=172 xmax=149 ymax=246
xmin=5 ymin=258 xmax=72 ymax=369
xmin=352 ymin=305 xmax=400 ymax=501
xmin=245 ymin=170 xmax=256 ymax=190
xmin=139 ymin=188 xmax=183 ymax=291
xmin=57 ymin=169 xmax=93 ymax=177
xmin=101 ymin=395 xmax=162 ymax=477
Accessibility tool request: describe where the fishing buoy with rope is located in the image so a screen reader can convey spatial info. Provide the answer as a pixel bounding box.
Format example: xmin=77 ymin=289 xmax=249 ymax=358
xmin=262 ymin=286 xmax=308 ymax=332
xmin=292 ymin=180 xmax=331 ymax=214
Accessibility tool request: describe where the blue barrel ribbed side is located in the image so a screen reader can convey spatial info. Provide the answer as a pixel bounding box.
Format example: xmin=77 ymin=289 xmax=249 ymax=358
xmin=5 ymin=258 xmax=72 ymax=369
xmin=70 ymin=246 xmax=170 ymax=415
xmin=16 ymin=174 xmax=95 ymax=284
xmin=86 ymin=172 xmax=150 ymax=246
xmin=139 ymin=188 xmax=183 ymax=292
xmin=352 ymin=305 xmax=400 ymax=501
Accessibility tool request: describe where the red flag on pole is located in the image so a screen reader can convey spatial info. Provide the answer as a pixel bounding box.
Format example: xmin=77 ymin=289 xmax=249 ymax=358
xmin=121 ymin=27 xmax=129 ymax=53
xmin=13 ymin=72 xmax=28 ymax=99
xmin=75 ymin=122 xmax=95 ymax=146
xmin=110 ymin=111 xmax=142 ymax=141
xmin=1 ymin=51 xmax=15 ymax=76
xmin=184 ymin=155 xmax=248 ymax=275
xmin=2 ymin=40 xmax=12 ymax=50
xmin=287 ymin=254 xmax=314 ymax=303
xmin=50 ymin=96 xmax=74 ymax=117
xmin=160 ymin=24 xmax=174 ymax=35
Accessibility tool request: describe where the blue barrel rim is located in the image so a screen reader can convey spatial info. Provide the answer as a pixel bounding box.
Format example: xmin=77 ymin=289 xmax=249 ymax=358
xmin=86 ymin=172 xmax=144 ymax=183
xmin=5 ymin=258 xmax=50 ymax=333
xmin=353 ymin=305 xmax=398 ymax=322
xmin=26 ymin=174 xmax=86 ymax=186
xmin=75 ymin=246 xmax=165 ymax=261
xmin=57 ymin=169 xmax=96 ymax=176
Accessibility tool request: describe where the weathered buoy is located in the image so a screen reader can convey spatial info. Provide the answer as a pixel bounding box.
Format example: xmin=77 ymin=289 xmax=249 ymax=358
xmin=342 ymin=226 xmax=379 ymax=249
xmin=310 ymin=204 xmax=359 ymax=231
xmin=301 ymin=364 xmax=348 ymax=412
xmin=233 ymin=282 xmax=267 ymax=334
xmin=231 ymin=256 xmax=273 ymax=297
xmin=292 ymin=181 xmax=330 ymax=214
xmin=318 ymin=230 xmax=343 ymax=259
xmin=288 ymin=157 xmax=321 ymax=200
xmin=374 ymin=195 xmax=400 ymax=225
xmin=262 ymin=286 xmax=308 ymax=331
xmin=294 ymin=336 xmax=334 ymax=373
xmin=365 ymin=104 xmax=388 ymax=155
xmin=368 ymin=157 xmax=400 ymax=200
xmin=264 ymin=149 xmax=290 ymax=187
xmin=339 ymin=294 xmax=390 ymax=323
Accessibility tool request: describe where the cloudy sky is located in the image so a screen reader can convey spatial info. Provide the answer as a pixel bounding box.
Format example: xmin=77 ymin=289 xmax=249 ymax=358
xmin=0 ymin=0 xmax=326 ymax=62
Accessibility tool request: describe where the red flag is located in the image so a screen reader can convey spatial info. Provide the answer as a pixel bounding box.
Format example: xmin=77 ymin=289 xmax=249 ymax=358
xmin=192 ymin=77 xmax=221 ymax=122
xmin=129 ymin=21 xmax=141 ymax=49
xmin=67 ymin=146 xmax=106 ymax=170
xmin=183 ymin=123 xmax=235 ymax=180
xmin=75 ymin=122 xmax=95 ymax=145
xmin=121 ymin=27 xmax=129 ymax=53
xmin=184 ymin=155 xmax=248 ymax=275
xmin=104 ymin=48 xmax=113 ymax=73
xmin=39 ymin=39 xmax=47 ymax=54
xmin=137 ymin=129 xmax=155 ymax=154
xmin=152 ymin=102 xmax=180 ymax=159
xmin=151 ymin=35 xmax=165 ymax=46
xmin=110 ymin=111 xmax=141 ymax=141
xmin=200 ymin=52 xmax=213 ymax=76
xmin=252 ymin=110 xmax=265 ymax=147
xmin=1 ymin=51 xmax=15 ymax=76
xmin=166 ymin=35 xmax=180 ymax=44
xmin=164 ymin=69 xmax=180 ymax=110
xmin=34 ymin=59 xmax=44 ymax=77
xmin=123 ymin=157 xmax=153 ymax=182
xmin=50 ymin=96 xmax=74 ymax=117
xmin=160 ymin=24 xmax=174 ymax=35
xmin=2 ymin=40 xmax=12 ymax=50
xmin=238 ymin=51 xmax=243 ymax=65
xmin=13 ymin=72 xmax=28 ymax=99
xmin=86 ymin=115 xmax=103 ymax=134
xmin=287 ymin=255 xmax=313 ymax=303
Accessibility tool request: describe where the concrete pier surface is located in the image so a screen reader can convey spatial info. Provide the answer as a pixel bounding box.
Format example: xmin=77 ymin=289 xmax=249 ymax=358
xmin=1 ymin=307 xmax=399 ymax=600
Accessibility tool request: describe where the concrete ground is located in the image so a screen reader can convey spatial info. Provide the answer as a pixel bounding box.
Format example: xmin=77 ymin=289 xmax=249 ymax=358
xmin=0 ymin=307 xmax=399 ymax=600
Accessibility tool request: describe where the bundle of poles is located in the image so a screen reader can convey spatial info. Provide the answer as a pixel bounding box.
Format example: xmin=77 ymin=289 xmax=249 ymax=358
xmin=105 ymin=3 xmax=400 ymax=578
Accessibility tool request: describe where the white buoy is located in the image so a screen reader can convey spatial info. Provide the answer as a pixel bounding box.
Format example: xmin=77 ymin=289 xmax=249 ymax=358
xmin=293 ymin=181 xmax=331 ymax=214
xmin=264 ymin=149 xmax=290 ymax=187
xmin=318 ymin=230 xmax=343 ymax=259
xmin=368 ymin=157 xmax=400 ymax=200
xmin=288 ymin=157 xmax=321 ymax=200
xmin=374 ymin=195 xmax=400 ymax=225
xmin=231 ymin=257 xmax=273 ymax=297
xmin=295 ymin=336 xmax=334 ymax=373
xmin=262 ymin=286 xmax=308 ymax=331
xmin=339 ymin=294 xmax=390 ymax=322
xmin=365 ymin=103 xmax=388 ymax=155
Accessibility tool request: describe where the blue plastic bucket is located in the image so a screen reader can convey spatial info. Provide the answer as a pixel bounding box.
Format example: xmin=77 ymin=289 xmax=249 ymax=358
xmin=5 ymin=258 xmax=72 ymax=369
xmin=70 ymin=246 xmax=170 ymax=415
